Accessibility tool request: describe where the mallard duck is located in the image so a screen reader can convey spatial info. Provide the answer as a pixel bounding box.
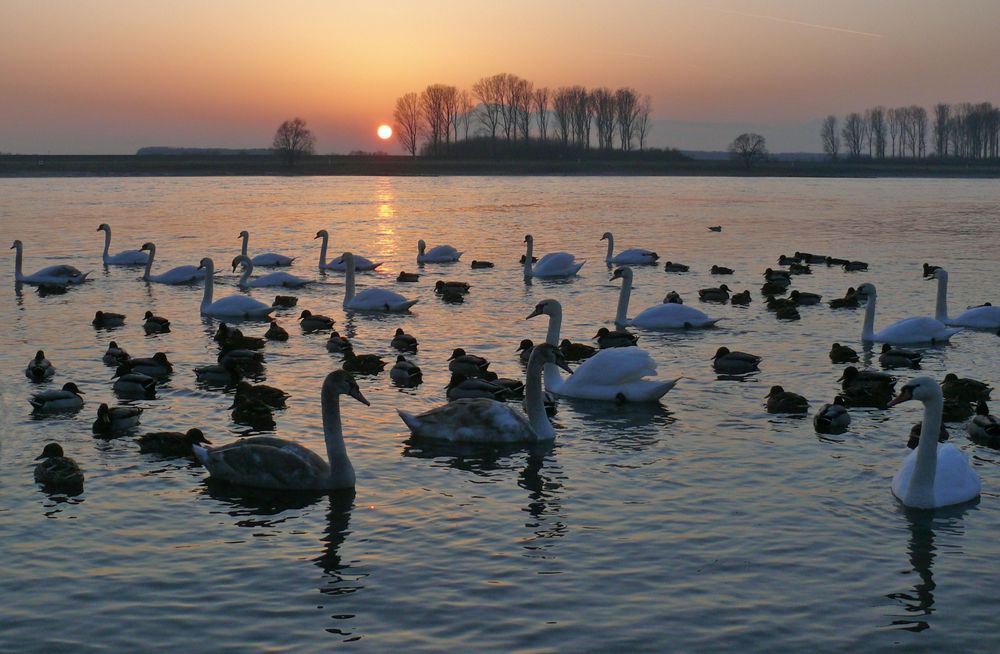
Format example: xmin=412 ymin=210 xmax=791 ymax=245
xmin=265 ymin=322 xmax=289 ymax=341
xmin=29 ymin=382 xmax=85 ymax=412
xmin=217 ymin=349 xmax=263 ymax=374
xmin=813 ymin=396 xmax=850 ymax=433
xmin=794 ymin=251 xmax=826 ymax=264
xmin=712 ymin=347 xmax=760 ymax=374
xmin=470 ymin=260 xmax=494 ymax=269
xmin=663 ymin=290 xmax=684 ymax=304
xmin=879 ymin=344 xmax=922 ymax=369
xmin=560 ymin=338 xmax=596 ymax=361
xmin=390 ymin=328 xmax=418 ymax=352
xmin=829 ymin=343 xmax=859 ymax=364
xmin=326 ymin=330 xmax=352 ymax=353
xmin=230 ymin=396 xmax=276 ymax=430
xmin=440 ymin=288 xmax=464 ymax=303
xmin=777 ymin=254 xmax=797 ymax=265
xmin=843 ymin=260 xmax=868 ymax=272
xmin=435 ymin=280 xmax=470 ymax=294
xmin=396 ymin=271 xmax=420 ymax=282
xmin=272 ymin=295 xmax=298 ymax=308
xmin=448 ymin=348 xmax=490 ymax=377
xmin=92 ymin=403 xmax=143 ymax=436
xmin=215 ymin=323 xmax=264 ymax=350
xmin=698 ymin=284 xmax=731 ymax=302
xmin=907 ymin=421 xmax=949 ymax=449
xmin=92 ymin=310 xmax=126 ymax=328
xmin=142 ymin=310 xmax=171 ymax=334
xmin=789 ymin=263 xmax=812 ymax=275
xmin=102 ymin=341 xmax=130 ymax=366
xmin=194 ymin=362 xmax=242 ymax=386
xmin=594 ymin=327 xmax=639 ymax=349
xmin=839 ymin=366 xmax=896 ymax=393
xmin=789 ymin=290 xmax=822 ymax=305
xmin=390 ymin=355 xmax=423 ymax=385
xmin=121 ymin=352 xmax=173 ymax=377
xmin=967 ymin=400 xmax=1000 ymax=445
xmin=299 ymin=309 xmax=335 ymax=331
xmin=766 ymin=296 xmax=796 ymax=312
xmin=763 ymin=268 xmax=791 ymax=282
xmin=829 ymin=288 xmax=861 ymax=309
xmin=710 ymin=265 xmax=734 ymax=275
xmin=663 ymin=261 xmax=690 ymax=272
xmin=708 ymin=225 xmax=722 ymax=232
xmin=826 ymin=257 xmax=850 ymax=267
xmin=730 ymin=290 xmax=751 ymax=306
xmin=446 ymin=373 xmax=510 ymax=401
xmin=517 ymin=339 xmax=534 ymax=363
xmin=25 ymin=350 xmax=55 ymax=381
xmin=112 ymin=367 xmax=156 ymax=398
xmin=235 ymin=381 xmax=289 ymax=409
xmin=33 ymin=443 xmax=84 ymax=489
xmin=941 ymin=373 xmax=992 ymax=402
xmin=138 ymin=428 xmax=212 ymax=457
xmin=342 ymin=350 xmax=387 ymax=374
xmin=766 ymin=385 xmax=809 ymax=413
xmin=760 ymin=281 xmax=788 ymax=296
xmin=775 ymin=305 xmax=800 ymax=321
xmin=480 ymin=371 xmax=525 ymax=398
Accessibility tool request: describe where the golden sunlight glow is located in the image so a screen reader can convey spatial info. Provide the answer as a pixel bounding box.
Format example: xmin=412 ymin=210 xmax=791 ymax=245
xmin=377 ymin=125 xmax=392 ymax=140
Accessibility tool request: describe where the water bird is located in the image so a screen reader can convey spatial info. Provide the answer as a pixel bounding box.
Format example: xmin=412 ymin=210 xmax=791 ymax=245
xmin=265 ymin=322 xmax=289 ymax=341
xmin=138 ymin=429 xmax=211 ymax=457
xmin=299 ymin=309 xmax=335 ymax=331
xmin=34 ymin=443 xmax=84 ymax=490
xmin=390 ymin=355 xmax=422 ymax=386
xmin=708 ymin=225 xmax=722 ymax=232
xmin=342 ymin=350 xmax=387 ymax=374
xmin=448 ymin=348 xmax=491 ymax=378
xmin=232 ymin=255 xmax=310 ymax=289
xmin=103 ymin=341 xmax=130 ymax=366
xmin=139 ymin=242 xmax=205 ymax=284
xmin=314 ymin=229 xmax=381 ymax=271
xmin=879 ymin=344 xmax=922 ymax=369
xmin=471 ymin=260 xmax=494 ymax=269
xmin=197 ymin=258 xmax=273 ymax=319
xmin=664 ymin=290 xmax=684 ymax=304
xmin=238 ymin=230 xmax=295 ymax=267
xmin=517 ymin=339 xmax=534 ymax=363
xmin=712 ymin=347 xmax=760 ymax=374
xmin=417 ymin=239 xmax=462 ymax=263
xmin=777 ymin=254 xmax=797 ymax=265
xmin=215 ymin=323 xmax=265 ymax=350
xmin=922 ymin=262 xmax=941 ymax=277
xmin=857 ymin=282 xmax=960 ymax=344
xmin=439 ymin=288 xmax=465 ymax=303
xmin=760 ymin=281 xmax=788 ymax=296
xmin=825 ymin=257 xmax=850 ymax=267
xmin=663 ymin=261 xmax=690 ymax=272
xmin=92 ymin=403 xmax=142 ymax=436
xmin=613 ymin=267 xmax=721 ymax=329
xmin=326 ymin=330 xmax=353 ymax=353
xmin=930 ymin=269 xmax=1000 ymax=330
xmin=710 ymin=265 xmax=734 ymax=275
xmin=446 ymin=373 xmax=511 ymax=401
xmin=763 ymin=268 xmax=791 ymax=284
xmin=829 ymin=288 xmax=860 ymax=309
xmin=522 ymin=234 xmax=584 ymax=278
xmin=843 ymin=260 xmax=868 ymax=272
xmin=235 ymin=381 xmax=289 ymax=409
xmin=908 ymin=421 xmax=949 ymax=449
xmin=112 ymin=367 xmax=156 ymax=398
xmin=10 ymin=240 xmax=89 ymax=286
xmin=390 ymin=328 xmax=418 ymax=352
xmin=813 ymin=396 xmax=850 ymax=434
xmin=601 ymin=231 xmax=658 ymax=265
xmin=698 ymin=284 xmax=731 ymax=302
xmin=794 ymin=251 xmax=826 ymax=264
xmin=559 ymin=338 xmax=596 ymax=361
xmin=217 ymin=348 xmax=263 ymax=374
xmin=829 ymin=343 xmax=859 ymax=364
xmin=789 ymin=263 xmax=812 ymax=275
xmin=594 ymin=327 xmax=639 ymax=349
xmin=789 ymin=290 xmax=822 ymax=305
xmin=765 ymin=386 xmax=809 ymax=413
xmin=775 ymin=305 xmax=801 ymax=320
xmin=435 ymin=280 xmax=471 ymax=294
xmin=272 ymin=295 xmax=298 ymax=308
xmin=25 ymin=350 xmax=55 ymax=381
xmin=30 ymin=382 xmax=85 ymax=412
xmin=97 ymin=223 xmax=148 ymax=265
xmin=396 ymin=271 xmax=420 ymax=282
xmin=92 ymin=311 xmax=126 ymax=328
xmin=120 ymin=352 xmax=173 ymax=377
xmin=143 ymin=311 xmax=171 ymax=334
xmin=343 ymin=253 xmax=418 ymax=312
xmin=230 ymin=395 xmax=276 ymax=430
xmin=940 ymin=373 xmax=991 ymax=403
xmin=966 ymin=401 xmax=1000 ymax=445
xmin=730 ymin=290 xmax=751 ymax=305
xmin=193 ymin=362 xmax=243 ymax=386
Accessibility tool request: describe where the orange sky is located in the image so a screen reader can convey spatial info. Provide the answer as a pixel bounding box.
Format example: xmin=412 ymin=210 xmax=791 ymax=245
xmin=2 ymin=0 xmax=999 ymax=153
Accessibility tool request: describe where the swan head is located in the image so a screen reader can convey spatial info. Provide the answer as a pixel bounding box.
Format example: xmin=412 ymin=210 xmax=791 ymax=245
xmin=931 ymin=268 xmax=948 ymax=282
xmin=11 ymin=239 xmax=23 ymax=250
xmin=197 ymin=257 xmax=213 ymax=271
xmin=238 ymin=230 xmax=249 ymax=239
xmin=140 ymin=242 xmax=155 ymax=252
xmin=888 ymin=376 xmax=940 ymax=407
xmin=857 ymin=282 xmax=876 ymax=297
xmin=610 ymin=267 xmax=633 ymax=282
xmin=96 ymin=223 xmax=110 ymax=232
xmin=523 ymin=234 xmax=533 ymax=244
xmin=314 ymin=229 xmax=328 ymax=239
xmin=36 ymin=443 xmax=66 ymax=460
xmin=525 ymin=298 xmax=559 ymax=320
xmin=231 ymin=255 xmax=250 ymax=272
xmin=417 ymin=240 xmax=426 ymax=253
xmin=528 ymin=343 xmax=573 ymax=374
xmin=325 ymin=370 xmax=370 ymax=406
xmin=600 ymin=232 xmax=612 ymax=241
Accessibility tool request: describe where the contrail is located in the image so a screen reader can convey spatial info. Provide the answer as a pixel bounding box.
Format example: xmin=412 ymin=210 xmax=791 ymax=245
xmin=706 ymin=6 xmax=885 ymax=38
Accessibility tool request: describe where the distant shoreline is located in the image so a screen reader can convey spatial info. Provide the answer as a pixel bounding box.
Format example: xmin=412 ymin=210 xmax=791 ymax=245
xmin=2 ymin=154 xmax=999 ymax=178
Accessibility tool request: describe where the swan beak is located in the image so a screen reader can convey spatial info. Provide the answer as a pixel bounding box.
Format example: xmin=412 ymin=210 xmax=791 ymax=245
xmin=887 ymin=386 xmax=914 ymax=408
xmin=349 ymin=387 xmax=371 ymax=406
xmin=525 ymin=307 xmax=543 ymax=320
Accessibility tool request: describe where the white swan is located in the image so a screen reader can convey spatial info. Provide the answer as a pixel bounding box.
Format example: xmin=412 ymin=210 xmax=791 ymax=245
xmin=888 ymin=376 xmax=980 ymax=509
xmin=601 ymin=232 xmax=658 ymax=265
xmin=523 ymin=235 xmax=584 ymax=278
xmin=10 ymin=240 xmax=89 ymax=286
xmin=238 ymin=230 xmax=295 ymax=267
xmin=526 ymin=298 xmax=679 ymax=402
xmin=931 ymin=269 xmax=1000 ymax=330
xmin=398 ymin=343 xmax=568 ymax=442
xmin=342 ymin=252 xmax=418 ymax=312
xmin=611 ymin=267 xmax=721 ymax=330
xmin=416 ymin=239 xmax=462 ymax=263
xmin=140 ymin=242 xmax=206 ymax=284
xmin=197 ymin=257 xmax=274 ymax=319
xmin=315 ymin=230 xmax=381 ymax=271
xmin=858 ymin=282 xmax=961 ymax=345
xmin=232 ymin=255 xmax=310 ymax=289
xmin=97 ymin=223 xmax=148 ymax=266
xmin=194 ymin=370 xmax=367 ymax=490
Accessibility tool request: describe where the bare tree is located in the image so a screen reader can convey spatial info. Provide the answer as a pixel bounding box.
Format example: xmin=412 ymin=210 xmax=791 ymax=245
xmin=591 ymin=87 xmax=616 ymax=150
xmin=728 ymin=133 xmax=767 ymax=169
xmin=552 ymin=87 xmax=575 ymax=146
xmin=472 ymin=74 xmax=504 ymax=141
xmin=933 ymin=103 xmax=950 ymax=156
xmin=635 ymin=95 xmax=652 ymax=150
xmin=868 ymin=106 xmax=887 ymax=158
xmin=533 ymin=87 xmax=550 ymax=142
xmin=887 ymin=107 xmax=901 ymax=157
xmin=841 ymin=112 xmax=866 ymax=158
xmin=615 ymin=88 xmax=639 ymax=151
xmin=420 ymin=85 xmax=451 ymax=156
xmin=393 ymin=93 xmax=421 ymax=156
xmin=271 ymin=117 xmax=315 ymax=166
xmin=911 ymin=105 xmax=928 ymax=157
xmin=513 ymin=77 xmax=534 ymax=141
xmin=458 ymin=90 xmax=474 ymax=141
xmin=820 ymin=115 xmax=839 ymax=159
xmin=569 ymin=86 xmax=592 ymax=147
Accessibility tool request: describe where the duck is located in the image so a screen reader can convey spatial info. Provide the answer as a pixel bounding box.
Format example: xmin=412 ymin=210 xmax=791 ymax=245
xmin=710 ymin=265 xmax=734 ymax=275
xmin=612 ymin=267 xmax=721 ymax=330
xmin=112 ymin=367 xmax=156 ymax=399
xmin=218 ymin=348 xmax=264 ymax=373
xmin=390 ymin=328 xmax=418 ymax=352
xmin=272 ymin=295 xmax=298 ymax=308
xmin=342 ymin=350 xmax=387 ymax=374
xmin=193 ymin=362 xmax=243 ymax=386
xmin=33 ymin=444 xmax=84 ymax=490
xmin=966 ymin=400 xmax=1000 ymax=445
xmin=813 ymin=396 xmax=850 ymax=434
xmin=763 ymin=269 xmax=791 ymax=285
xmin=416 ymin=239 xmax=462 ymax=263
xmin=25 ymin=350 xmax=55 ymax=381
xmin=10 ymin=240 xmax=89 ymax=286
xmin=839 ymin=366 xmax=896 ymax=393
xmin=230 ymin=396 xmax=277 ymax=430
xmin=601 ymin=232 xmax=658 ymax=265
xmin=517 ymin=339 xmax=535 ymax=363
xmin=97 ymin=223 xmax=148 ymax=265
xmin=232 ymin=255 xmax=310 ymax=289
xmin=235 ymin=381 xmax=289 ymax=409
xmin=396 ymin=271 xmax=420 ymax=282
xmin=766 ymin=296 xmax=796 ymax=312
xmin=858 ymin=282 xmax=961 ymax=345
xmin=447 ymin=348 xmax=491 ymax=378
xmin=777 ymin=254 xmax=797 ymax=266
xmin=446 ymin=373 xmax=511 ymax=401
xmin=439 ymin=288 xmax=465 ymax=304
xmin=559 ymin=339 xmax=596 ymax=361
xmin=760 ymin=281 xmax=788 ymax=296
xmin=265 ymin=322 xmax=289 ymax=341
xmin=528 ymin=299 xmax=678 ymax=402
xmin=470 ymin=260 xmax=494 ymax=269
xmin=238 ymin=229 xmax=295 ymax=267
xmin=829 ymin=288 xmax=860 ymax=309
xmin=215 ymin=323 xmax=265 ymax=351
xmin=594 ymin=327 xmax=639 ymax=349
xmin=29 ymin=382 xmax=85 ymax=412
xmin=434 ymin=280 xmax=471 ymax=294
xmin=663 ymin=261 xmax=690 ymax=272
xmin=388 ymin=356 xmax=423 ymax=386
xmin=940 ymin=373 xmax=991 ymax=403
xmin=888 ymin=377 xmax=981 ymax=508
xmin=775 ymin=305 xmax=801 ymax=321
xmin=138 ymin=429 xmax=212 ymax=457
xmin=143 ymin=311 xmax=171 ymax=334
xmin=789 ymin=290 xmax=822 ymax=306
xmin=943 ymin=399 xmax=975 ymax=422
xmin=663 ymin=291 xmax=684 ymax=304
xmin=829 ymin=343 xmax=859 ymax=364
xmin=92 ymin=403 xmax=143 ymax=436
xmin=342 ymin=253 xmax=418 ymax=312
xmin=730 ymin=290 xmax=752 ymax=306
xmin=197 ymin=258 xmax=274 ymax=320
xmin=194 ymin=370 xmax=367 ymax=490
xmin=712 ymin=347 xmax=760 ymax=374
xmin=907 ymin=421 xmax=949 ymax=450
xmin=399 ymin=344 xmax=567 ymax=442
xmin=698 ymin=284 xmax=731 ymax=302
xmin=102 ymin=341 xmax=131 ymax=366
xmin=825 ymin=257 xmax=850 ymax=267
xmin=843 ymin=260 xmax=868 ymax=272
xmin=314 ymin=229 xmax=381 ymax=271
xmin=299 ymin=309 xmax=335 ymax=332
xmin=326 ymin=330 xmax=353 ymax=353
xmin=522 ymin=234 xmax=584 ymax=278
xmin=708 ymin=225 xmax=722 ymax=232
xmin=930 ymin=269 xmax=1000 ymax=330
xmin=139 ymin=242 xmax=205 ymax=284
xmin=120 ymin=352 xmax=173 ymax=377
xmin=92 ymin=311 xmax=126 ymax=328
xmin=765 ymin=385 xmax=809 ymax=414
xmin=879 ymin=344 xmax=922 ymax=369
xmin=789 ymin=263 xmax=812 ymax=275
xmin=794 ymin=251 xmax=826 ymax=264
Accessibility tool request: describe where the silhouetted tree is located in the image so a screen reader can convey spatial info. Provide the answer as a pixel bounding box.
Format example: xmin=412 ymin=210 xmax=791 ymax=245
xmin=472 ymin=74 xmax=504 ymax=142
xmin=867 ymin=106 xmax=887 ymax=158
xmin=933 ymin=103 xmax=950 ymax=156
xmin=458 ymin=90 xmax=474 ymax=141
xmin=591 ymin=87 xmax=616 ymax=150
xmin=728 ymin=132 xmax=767 ymax=169
xmin=271 ymin=118 xmax=315 ymax=166
xmin=552 ymin=87 xmax=575 ymax=146
xmin=635 ymin=95 xmax=652 ymax=150
xmin=820 ymin=115 xmax=839 ymax=159
xmin=615 ymin=88 xmax=639 ymax=151
xmin=842 ymin=112 xmax=866 ymax=158
xmin=533 ymin=87 xmax=550 ymax=142
xmin=513 ymin=77 xmax=534 ymax=141
xmin=420 ymin=84 xmax=451 ymax=155
xmin=570 ymin=86 xmax=592 ymax=147
xmin=393 ymin=93 xmax=421 ymax=156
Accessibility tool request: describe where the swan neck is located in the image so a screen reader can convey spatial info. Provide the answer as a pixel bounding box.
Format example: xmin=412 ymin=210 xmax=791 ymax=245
xmin=934 ymin=274 xmax=949 ymax=322
xmin=605 ymin=236 xmax=614 ymax=262
xmin=615 ymin=270 xmax=632 ymax=327
xmin=862 ymin=291 xmax=876 ymax=340
xmin=142 ymin=244 xmax=154 ymax=280
xmin=322 ymin=390 xmax=355 ymax=487
xmin=318 ymin=233 xmax=328 ymax=267
xmin=525 ymin=352 xmax=554 ymax=438
xmin=543 ymin=306 xmax=564 ymax=390
xmin=102 ymin=228 xmax=111 ymax=258
xmin=201 ymin=261 xmax=214 ymax=308
xmin=523 ymin=239 xmax=533 ymax=276
xmin=240 ymin=233 xmax=249 ymax=257
xmin=14 ymin=243 xmax=22 ymax=279
xmin=909 ymin=394 xmax=943 ymax=506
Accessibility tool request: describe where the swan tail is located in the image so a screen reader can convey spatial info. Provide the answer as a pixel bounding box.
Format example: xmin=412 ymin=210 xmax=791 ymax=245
xmin=192 ymin=444 xmax=211 ymax=467
xmin=395 ymin=300 xmax=419 ymax=312
xmin=397 ymin=409 xmax=422 ymax=434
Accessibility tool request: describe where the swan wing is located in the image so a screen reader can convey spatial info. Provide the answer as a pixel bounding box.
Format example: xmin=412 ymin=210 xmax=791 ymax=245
xmin=611 ymin=248 xmax=658 ymax=264
xmin=326 ymin=254 xmax=382 ymax=271
xmin=249 ymin=272 xmax=310 ymax=288
xmin=631 ymin=303 xmax=720 ymax=329
xmin=892 ymin=443 xmax=981 ymax=508
xmin=947 ymin=306 xmax=1000 ymax=330
xmin=150 ymin=265 xmax=205 ymax=284
xmin=563 ymin=348 xmax=657 ymax=386
xmin=875 ymin=317 xmax=961 ymax=344
xmin=106 ymin=250 xmax=149 ymax=265
xmin=428 ymin=245 xmax=461 ymax=260
xmin=197 ymin=437 xmax=329 ymax=490
xmin=251 ymin=253 xmax=295 ymax=266
xmin=398 ymin=399 xmax=533 ymax=442
xmin=349 ymin=288 xmax=417 ymax=311
xmin=205 ymin=295 xmax=273 ymax=318
xmin=532 ymin=252 xmax=583 ymax=277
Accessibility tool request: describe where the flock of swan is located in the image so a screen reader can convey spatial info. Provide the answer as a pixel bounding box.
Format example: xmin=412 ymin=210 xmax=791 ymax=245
xmin=13 ymin=224 xmax=999 ymax=511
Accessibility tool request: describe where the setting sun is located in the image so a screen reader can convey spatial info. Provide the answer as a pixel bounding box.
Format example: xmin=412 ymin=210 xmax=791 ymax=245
xmin=377 ymin=124 xmax=392 ymax=140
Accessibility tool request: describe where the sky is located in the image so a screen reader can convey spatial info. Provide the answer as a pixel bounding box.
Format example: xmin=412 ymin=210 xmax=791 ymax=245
xmin=2 ymin=0 xmax=999 ymax=154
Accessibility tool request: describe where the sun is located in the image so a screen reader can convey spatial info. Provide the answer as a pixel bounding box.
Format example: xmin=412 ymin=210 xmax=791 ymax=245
xmin=377 ymin=124 xmax=392 ymax=140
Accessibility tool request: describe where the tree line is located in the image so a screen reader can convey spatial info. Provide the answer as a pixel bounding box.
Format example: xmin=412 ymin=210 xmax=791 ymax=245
xmin=393 ymin=73 xmax=654 ymax=157
xmin=821 ymin=101 xmax=1000 ymax=160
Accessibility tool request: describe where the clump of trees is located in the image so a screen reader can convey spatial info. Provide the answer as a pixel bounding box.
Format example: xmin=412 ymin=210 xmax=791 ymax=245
xmin=728 ymin=133 xmax=767 ymax=169
xmin=820 ymin=102 xmax=999 ymax=160
xmin=392 ymin=73 xmax=654 ymax=157
xmin=272 ymin=118 xmax=315 ymax=165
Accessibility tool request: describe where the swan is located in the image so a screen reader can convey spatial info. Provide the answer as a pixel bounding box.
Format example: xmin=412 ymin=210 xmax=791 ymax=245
xmin=601 ymin=232 xmax=658 ymax=265
xmin=10 ymin=240 xmax=89 ymax=286
xmin=194 ymin=370 xmax=367 ymax=490
xmin=398 ymin=343 xmax=568 ymax=442
xmin=931 ymin=269 xmax=1000 ymax=330
xmin=97 ymin=224 xmax=148 ymax=266
xmin=197 ymin=258 xmax=274 ymax=320
xmin=238 ymin=230 xmax=295 ymax=267
xmin=416 ymin=239 xmax=462 ymax=263
xmin=522 ymin=235 xmax=584 ymax=278
xmin=858 ymin=282 xmax=961 ymax=345
xmin=342 ymin=252 xmax=418 ymax=312
xmin=315 ymin=230 xmax=381 ymax=271
xmin=34 ymin=444 xmax=84 ymax=489
xmin=232 ymin=255 xmax=310 ymax=289
xmin=888 ymin=377 xmax=981 ymax=509
xmin=611 ymin=266 xmax=721 ymax=330
xmin=526 ymin=298 xmax=679 ymax=402
xmin=140 ymin=242 xmax=205 ymax=284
